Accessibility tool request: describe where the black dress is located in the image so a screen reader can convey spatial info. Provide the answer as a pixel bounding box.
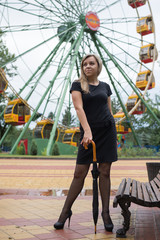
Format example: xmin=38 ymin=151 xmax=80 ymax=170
xmin=70 ymin=80 xmax=118 ymax=164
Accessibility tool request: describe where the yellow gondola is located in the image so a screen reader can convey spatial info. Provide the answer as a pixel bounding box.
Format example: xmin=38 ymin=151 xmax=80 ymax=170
xmin=114 ymin=112 xmax=131 ymax=134
xmin=113 ymin=112 xmax=125 ymax=122
xmin=62 ymin=127 xmax=80 ymax=147
xmin=0 ymin=68 xmax=8 ymax=94
xmin=139 ymin=44 xmax=158 ymax=64
xmin=136 ymin=70 xmax=155 ymax=90
xmin=116 ymin=124 xmax=131 ymax=134
xmin=33 ymin=119 xmax=59 ymax=140
xmin=126 ymin=94 xmax=146 ymax=114
xmin=128 ymin=0 xmax=146 ymax=8
xmin=137 ymin=16 xmax=154 ymax=36
xmin=4 ymin=98 xmax=31 ymax=125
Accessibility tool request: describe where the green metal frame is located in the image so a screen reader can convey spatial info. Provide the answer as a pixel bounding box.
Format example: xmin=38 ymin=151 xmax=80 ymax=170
xmin=94 ymin=34 xmax=160 ymax=126
xmin=46 ymin=26 xmax=85 ymax=155
xmin=91 ymin=33 xmax=141 ymax=146
xmin=9 ymin=27 xmax=85 ymax=154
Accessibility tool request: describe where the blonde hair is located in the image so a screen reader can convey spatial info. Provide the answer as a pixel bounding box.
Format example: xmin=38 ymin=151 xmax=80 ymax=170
xmin=79 ymin=54 xmax=102 ymax=93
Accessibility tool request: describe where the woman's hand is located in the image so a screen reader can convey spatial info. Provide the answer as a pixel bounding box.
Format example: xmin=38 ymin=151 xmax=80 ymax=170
xmin=81 ymin=129 xmax=92 ymax=148
xmin=71 ymin=91 xmax=92 ymax=148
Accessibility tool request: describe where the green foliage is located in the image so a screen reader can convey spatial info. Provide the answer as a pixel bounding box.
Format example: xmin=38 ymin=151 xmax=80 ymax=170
xmin=156 ymin=150 xmax=160 ymax=157
xmin=111 ymin=97 xmax=121 ymax=114
xmin=62 ymin=107 xmax=76 ymax=127
xmin=0 ymin=30 xmax=17 ymax=139
xmin=130 ymin=94 xmax=160 ymax=146
xmin=118 ymin=147 xmax=156 ymax=158
xmin=48 ymin=111 xmax=54 ymax=120
xmin=41 ymin=148 xmax=47 ymax=156
xmin=3 ymin=127 xmax=33 ymax=150
xmin=0 ymin=30 xmax=17 ymax=76
xmin=30 ymin=140 xmax=37 ymax=155
xmin=16 ymin=142 xmax=25 ymax=155
xmin=52 ymin=143 xmax=60 ymax=155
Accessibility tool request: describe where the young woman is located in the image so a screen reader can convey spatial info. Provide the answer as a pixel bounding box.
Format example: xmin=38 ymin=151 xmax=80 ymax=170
xmin=54 ymin=54 xmax=118 ymax=232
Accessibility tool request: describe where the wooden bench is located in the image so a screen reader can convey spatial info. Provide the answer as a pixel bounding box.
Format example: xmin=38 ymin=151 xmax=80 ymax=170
xmin=113 ymin=170 xmax=160 ymax=238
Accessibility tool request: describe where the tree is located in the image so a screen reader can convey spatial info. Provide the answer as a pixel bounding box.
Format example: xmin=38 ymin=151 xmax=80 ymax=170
xmin=0 ymin=93 xmax=15 ymax=139
xmin=52 ymin=143 xmax=60 ymax=155
xmin=111 ymin=97 xmax=121 ymax=114
xmin=30 ymin=140 xmax=37 ymax=155
xmin=133 ymin=94 xmax=160 ymax=146
xmin=62 ymin=107 xmax=76 ymax=127
xmin=0 ymin=30 xmax=17 ymax=76
xmin=48 ymin=111 xmax=54 ymax=119
xmin=0 ymin=30 xmax=17 ymax=139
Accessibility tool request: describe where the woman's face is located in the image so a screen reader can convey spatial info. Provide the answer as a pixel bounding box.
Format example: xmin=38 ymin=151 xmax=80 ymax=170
xmin=82 ymin=56 xmax=99 ymax=78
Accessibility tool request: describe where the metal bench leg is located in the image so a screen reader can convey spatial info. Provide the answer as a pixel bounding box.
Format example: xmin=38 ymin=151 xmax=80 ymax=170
xmin=116 ymin=200 xmax=131 ymax=238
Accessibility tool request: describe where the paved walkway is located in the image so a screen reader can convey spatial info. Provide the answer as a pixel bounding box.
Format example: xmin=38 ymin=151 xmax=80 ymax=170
xmin=0 ymin=157 xmax=160 ymax=240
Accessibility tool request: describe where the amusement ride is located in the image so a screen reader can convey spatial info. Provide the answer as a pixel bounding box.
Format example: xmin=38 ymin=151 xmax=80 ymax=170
xmin=0 ymin=0 xmax=159 ymax=155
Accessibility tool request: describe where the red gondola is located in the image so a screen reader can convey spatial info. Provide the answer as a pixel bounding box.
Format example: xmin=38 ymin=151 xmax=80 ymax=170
xmin=128 ymin=0 xmax=146 ymax=8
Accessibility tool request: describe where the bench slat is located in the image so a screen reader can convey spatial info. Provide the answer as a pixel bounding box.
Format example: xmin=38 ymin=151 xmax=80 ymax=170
xmin=150 ymin=180 xmax=160 ymax=201
xmin=142 ymin=183 xmax=151 ymax=202
xmin=145 ymin=182 xmax=158 ymax=202
xmin=137 ymin=181 xmax=143 ymax=201
xmin=157 ymin=173 xmax=160 ymax=181
xmin=131 ymin=179 xmax=137 ymax=199
xmin=142 ymin=183 xmax=151 ymax=203
xmin=153 ymin=177 xmax=160 ymax=188
xmin=115 ymin=178 xmax=126 ymax=199
xmin=124 ymin=178 xmax=132 ymax=196
xmin=113 ymin=178 xmax=126 ymax=208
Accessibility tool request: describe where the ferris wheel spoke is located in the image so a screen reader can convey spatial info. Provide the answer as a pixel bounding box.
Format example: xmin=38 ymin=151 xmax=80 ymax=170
xmin=54 ymin=0 xmax=80 ymax=18
xmin=20 ymin=0 xmax=67 ymax=21
xmin=110 ymin=73 xmax=130 ymax=97
xmin=10 ymin=28 xmax=84 ymax=154
xmin=72 ymin=0 xmax=83 ymax=13
xmin=92 ymin=34 xmax=129 ymax=96
xmin=97 ymin=0 xmax=121 ymax=14
xmin=67 ymin=0 xmax=82 ymax=17
xmin=42 ymin=88 xmax=53 ymax=118
xmin=25 ymin=39 xmax=64 ymax=101
xmin=100 ymin=25 xmax=150 ymax=45
xmin=93 ymin=34 xmax=160 ymax=126
xmin=101 ymin=33 xmax=140 ymax=49
xmin=46 ymin=26 xmax=85 ymax=155
xmin=25 ymin=30 xmax=77 ymax=103
xmin=93 ymin=35 xmax=141 ymax=146
xmin=0 ymin=1 xmax=63 ymax=23
xmin=53 ymin=78 xmax=70 ymax=118
xmin=43 ymin=0 xmax=72 ymax=22
xmin=104 ymin=34 xmax=151 ymax=73
xmin=0 ymin=23 xmax=62 ymax=33
xmin=100 ymin=17 xmax=137 ymax=24
xmin=0 ymin=30 xmax=65 ymax=69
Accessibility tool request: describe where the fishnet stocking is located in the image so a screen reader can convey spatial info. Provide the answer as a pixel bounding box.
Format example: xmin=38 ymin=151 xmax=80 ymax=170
xmin=58 ymin=163 xmax=90 ymax=222
xmin=99 ymin=162 xmax=112 ymax=223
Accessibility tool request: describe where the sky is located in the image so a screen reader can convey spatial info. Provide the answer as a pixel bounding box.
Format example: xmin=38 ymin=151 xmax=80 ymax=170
xmin=0 ymin=0 xmax=160 ymax=128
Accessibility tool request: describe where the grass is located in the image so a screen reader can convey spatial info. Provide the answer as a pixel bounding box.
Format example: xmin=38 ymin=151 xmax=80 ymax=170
xmin=0 ymin=153 xmax=77 ymax=159
xmin=0 ymin=153 xmax=160 ymax=159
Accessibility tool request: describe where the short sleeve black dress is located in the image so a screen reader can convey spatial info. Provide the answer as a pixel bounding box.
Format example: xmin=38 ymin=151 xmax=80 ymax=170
xmin=70 ymin=80 xmax=118 ymax=164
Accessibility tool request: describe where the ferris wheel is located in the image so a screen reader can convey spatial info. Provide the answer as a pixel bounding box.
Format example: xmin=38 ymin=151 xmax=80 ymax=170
xmin=0 ymin=0 xmax=159 ymax=155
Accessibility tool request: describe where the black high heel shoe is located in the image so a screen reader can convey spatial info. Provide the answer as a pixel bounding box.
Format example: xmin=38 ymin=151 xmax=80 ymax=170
xmin=101 ymin=211 xmax=114 ymax=232
xmin=54 ymin=210 xmax=72 ymax=230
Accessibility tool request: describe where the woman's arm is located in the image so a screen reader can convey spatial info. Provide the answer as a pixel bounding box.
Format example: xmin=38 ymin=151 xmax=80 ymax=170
xmin=71 ymin=91 xmax=92 ymax=146
xmin=108 ymin=96 xmax=113 ymax=115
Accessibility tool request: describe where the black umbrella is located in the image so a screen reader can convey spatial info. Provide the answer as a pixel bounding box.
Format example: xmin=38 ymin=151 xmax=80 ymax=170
xmin=85 ymin=140 xmax=99 ymax=234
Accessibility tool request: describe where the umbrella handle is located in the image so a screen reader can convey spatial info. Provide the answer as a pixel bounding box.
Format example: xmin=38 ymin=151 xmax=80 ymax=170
xmin=84 ymin=140 xmax=97 ymax=162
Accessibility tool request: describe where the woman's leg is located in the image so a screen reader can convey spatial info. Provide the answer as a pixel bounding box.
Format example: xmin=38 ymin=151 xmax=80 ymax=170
xmin=98 ymin=162 xmax=112 ymax=221
xmin=57 ymin=163 xmax=90 ymax=222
